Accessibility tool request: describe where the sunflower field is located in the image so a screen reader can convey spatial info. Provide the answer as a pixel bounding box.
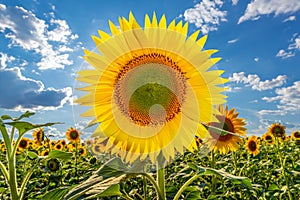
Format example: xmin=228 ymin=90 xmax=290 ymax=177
xmin=0 ymin=111 xmax=299 ymax=200
xmin=1 ymin=12 xmax=300 ymax=200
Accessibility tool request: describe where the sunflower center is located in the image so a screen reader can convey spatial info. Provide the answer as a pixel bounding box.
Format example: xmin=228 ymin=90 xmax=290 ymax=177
xmin=19 ymin=140 xmax=28 ymax=148
xmin=273 ymin=126 xmax=284 ymax=137
xmin=265 ymin=135 xmax=273 ymax=142
xmin=294 ymin=132 xmax=300 ymax=138
xmin=248 ymin=141 xmax=257 ymax=151
xmin=114 ymin=60 xmax=186 ymax=126
xmin=70 ymin=131 xmax=79 ymax=139
xmin=208 ymin=117 xmax=234 ymax=141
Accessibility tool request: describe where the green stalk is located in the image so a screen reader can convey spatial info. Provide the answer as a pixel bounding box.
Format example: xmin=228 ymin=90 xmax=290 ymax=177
xmin=0 ymin=123 xmax=12 ymax=155
xmin=211 ymin=151 xmax=217 ymax=195
xmin=174 ymin=174 xmax=201 ymax=200
xmin=140 ymin=173 xmax=163 ymax=200
xmin=10 ymin=127 xmax=15 ymax=143
xmin=143 ymin=175 xmax=147 ymax=199
xmin=276 ymin=138 xmax=292 ymax=200
xmin=156 ymin=154 xmax=166 ymax=200
xmin=19 ymin=162 xmax=38 ymax=200
xmin=0 ymin=123 xmax=19 ymax=199
xmin=75 ymin=142 xmax=78 ymax=179
xmin=157 ymin=167 xmax=165 ymax=200
xmin=0 ymin=160 xmax=9 ymax=182
xmin=232 ymin=151 xmax=237 ymax=173
xmin=7 ymin=152 xmax=19 ymax=200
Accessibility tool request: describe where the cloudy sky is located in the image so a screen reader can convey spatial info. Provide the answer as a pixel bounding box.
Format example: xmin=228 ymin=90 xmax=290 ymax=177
xmin=0 ymin=0 xmax=299 ymax=139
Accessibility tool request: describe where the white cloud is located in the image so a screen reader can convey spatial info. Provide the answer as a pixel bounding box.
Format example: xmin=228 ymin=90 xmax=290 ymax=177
xmin=276 ymin=49 xmax=295 ymax=59
xmin=0 ymin=52 xmax=15 ymax=69
xmin=183 ymin=0 xmax=227 ymax=34
xmin=276 ymin=34 xmax=300 ymax=59
xmin=227 ymin=38 xmax=238 ymax=44
xmin=288 ymin=36 xmax=300 ymax=50
xmin=254 ymin=57 xmax=259 ymax=62
xmin=0 ymin=4 xmax=79 ymax=70
xmin=283 ymin=15 xmax=296 ymax=22
xmin=262 ymin=81 xmax=300 ymax=113
xmin=238 ymin=0 xmax=300 ymax=24
xmin=0 ymin=3 xmax=6 ymax=10
xmin=258 ymin=109 xmax=286 ymax=116
xmin=229 ymin=72 xmax=287 ymax=91
xmin=232 ymin=0 xmax=239 ymax=6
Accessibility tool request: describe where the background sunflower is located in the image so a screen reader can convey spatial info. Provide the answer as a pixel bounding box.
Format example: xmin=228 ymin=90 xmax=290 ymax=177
xmin=204 ymin=105 xmax=246 ymax=154
xmin=245 ymin=135 xmax=260 ymax=156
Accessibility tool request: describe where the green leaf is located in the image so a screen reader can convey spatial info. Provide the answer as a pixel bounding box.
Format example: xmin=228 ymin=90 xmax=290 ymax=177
xmin=185 ymin=191 xmax=201 ymax=200
xmin=15 ymin=111 xmax=35 ymax=121
xmin=27 ymin=151 xmax=39 ymax=159
xmin=1 ymin=115 xmax=13 ymax=120
xmin=4 ymin=121 xmax=60 ymax=135
xmin=48 ymin=150 xmax=72 ymax=160
xmin=187 ymin=162 xmax=198 ymax=171
xmin=268 ymin=184 xmax=280 ymax=191
xmin=64 ymin=158 xmax=129 ymax=200
xmin=95 ymin=157 xmax=129 ymax=179
xmin=198 ymin=166 xmax=252 ymax=189
xmin=42 ymin=187 xmax=69 ymax=200
xmin=93 ymin=184 xmax=123 ymax=198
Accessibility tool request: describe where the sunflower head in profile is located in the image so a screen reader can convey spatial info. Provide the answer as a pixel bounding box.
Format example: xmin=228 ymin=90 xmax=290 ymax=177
xmin=66 ymin=127 xmax=81 ymax=143
xmin=75 ymin=12 xmax=227 ymax=164
xmin=262 ymin=132 xmax=275 ymax=146
xmin=268 ymin=123 xmax=286 ymax=139
xmin=204 ymin=105 xmax=246 ymax=154
xmin=245 ymin=135 xmax=260 ymax=156
xmin=292 ymin=131 xmax=300 ymax=140
xmin=47 ymin=158 xmax=60 ymax=172
xmin=32 ymin=128 xmax=45 ymax=144
xmin=18 ymin=138 xmax=30 ymax=149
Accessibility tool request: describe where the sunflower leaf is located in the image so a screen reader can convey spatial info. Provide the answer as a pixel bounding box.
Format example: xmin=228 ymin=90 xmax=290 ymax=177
xmin=4 ymin=121 xmax=60 ymax=135
xmin=27 ymin=151 xmax=39 ymax=159
xmin=42 ymin=187 xmax=70 ymax=200
xmin=14 ymin=111 xmax=35 ymax=121
xmin=48 ymin=150 xmax=73 ymax=161
xmin=1 ymin=115 xmax=13 ymax=121
xmin=197 ymin=166 xmax=252 ymax=189
xmin=64 ymin=158 xmax=129 ymax=200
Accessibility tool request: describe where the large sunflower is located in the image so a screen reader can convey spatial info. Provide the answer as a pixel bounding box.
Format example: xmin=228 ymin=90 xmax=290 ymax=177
xmin=268 ymin=123 xmax=286 ymax=139
xmin=245 ymin=135 xmax=260 ymax=156
xmin=75 ymin=12 xmax=227 ymax=163
xmin=204 ymin=105 xmax=246 ymax=154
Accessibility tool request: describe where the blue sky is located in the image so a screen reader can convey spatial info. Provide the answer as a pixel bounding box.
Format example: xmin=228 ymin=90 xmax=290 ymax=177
xmin=0 ymin=0 xmax=299 ymax=139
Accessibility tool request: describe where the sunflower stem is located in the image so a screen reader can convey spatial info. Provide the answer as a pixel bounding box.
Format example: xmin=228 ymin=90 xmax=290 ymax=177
xmin=232 ymin=151 xmax=237 ymax=173
xmin=276 ymin=137 xmax=292 ymax=200
xmin=143 ymin=175 xmax=147 ymax=199
xmin=10 ymin=127 xmax=15 ymax=143
xmin=157 ymin=163 xmax=166 ymax=200
xmin=140 ymin=173 xmax=162 ymax=199
xmin=174 ymin=173 xmax=201 ymax=200
xmin=75 ymin=142 xmax=78 ymax=181
xmin=211 ymin=151 xmax=217 ymax=195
